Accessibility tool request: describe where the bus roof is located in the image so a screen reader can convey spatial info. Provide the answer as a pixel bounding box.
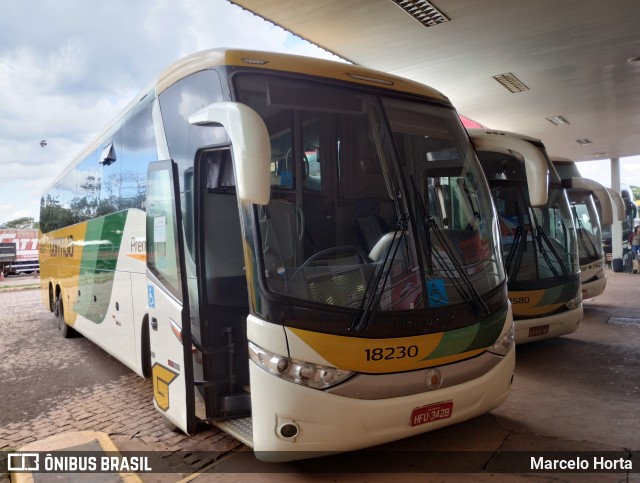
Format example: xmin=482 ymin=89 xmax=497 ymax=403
xmin=467 ymin=128 xmax=543 ymax=146
xmin=48 ymin=48 xmax=451 ymax=192
xmin=156 ymin=48 xmax=450 ymax=102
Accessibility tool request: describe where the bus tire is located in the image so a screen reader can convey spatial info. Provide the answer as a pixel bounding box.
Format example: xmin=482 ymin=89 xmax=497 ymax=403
xmin=53 ymin=290 xmax=60 ymax=318
xmin=49 ymin=284 xmax=55 ymax=313
xmin=56 ymin=297 xmax=76 ymax=339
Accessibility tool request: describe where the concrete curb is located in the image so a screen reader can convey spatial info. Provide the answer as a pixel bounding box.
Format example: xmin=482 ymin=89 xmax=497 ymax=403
xmin=0 ymin=284 xmax=40 ymax=292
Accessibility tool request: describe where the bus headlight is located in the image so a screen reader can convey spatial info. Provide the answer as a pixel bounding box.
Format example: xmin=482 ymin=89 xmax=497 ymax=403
xmin=248 ymin=341 xmax=353 ymax=389
xmin=565 ymin=293 xmax=582 ymax=310
xmin=488 ymin=322 xmax=514 ymax=356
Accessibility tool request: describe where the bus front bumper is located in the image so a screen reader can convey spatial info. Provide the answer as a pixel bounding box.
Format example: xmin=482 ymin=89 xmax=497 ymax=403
xmin=581 ymin=275 xmax=607 ymax=300
xmin=514 ymin=305 xmax=583 ymax=345
xmin=249 ymin=345 xmax=515 ymax=461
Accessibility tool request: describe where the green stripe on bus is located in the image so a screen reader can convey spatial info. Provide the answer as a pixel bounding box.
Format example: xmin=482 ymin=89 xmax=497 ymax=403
xmin=537 ymin=278 xmax=580 ymax=306
xmin=422 ymin=304 xmax=508 ymax=360
xmin=74 ymin=211 xmax=128 ymax=324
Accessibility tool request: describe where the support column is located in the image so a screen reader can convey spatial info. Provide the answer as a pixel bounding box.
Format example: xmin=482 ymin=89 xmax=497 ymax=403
xmin=611 ymin=157 xmax=623 ymax=258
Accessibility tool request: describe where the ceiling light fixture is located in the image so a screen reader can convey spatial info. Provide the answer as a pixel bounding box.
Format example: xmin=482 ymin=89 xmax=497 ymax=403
xmin=546 ymin=115 xmax=570 ymax=126
xmin=391 ymin=0 xmax=450 ymax=27
xmin=576 ymin=139 xmax=593 ymax=145
xmin=492 ymin=73 xmax=530 ymax=93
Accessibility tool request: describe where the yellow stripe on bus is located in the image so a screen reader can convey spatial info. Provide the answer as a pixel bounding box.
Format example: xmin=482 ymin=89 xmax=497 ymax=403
xmin=287 ymin=327 xmax=487 ymax=373
xmin=510 ymin=289 xmax=564 ymax=317
xmin=40 ymin=223 xmax=89 ymax=326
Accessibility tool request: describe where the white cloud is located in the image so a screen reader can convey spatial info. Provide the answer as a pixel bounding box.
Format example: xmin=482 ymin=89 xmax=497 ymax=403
xmin=0 ymin=0 xmax=342 ymax=225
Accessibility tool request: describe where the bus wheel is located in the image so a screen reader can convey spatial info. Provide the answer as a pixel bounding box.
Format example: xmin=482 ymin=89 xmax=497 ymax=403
xmin=49 ymin=285 xmax=55 ymax=313
xmin=56 ymin=297 xmax=76 ymax=338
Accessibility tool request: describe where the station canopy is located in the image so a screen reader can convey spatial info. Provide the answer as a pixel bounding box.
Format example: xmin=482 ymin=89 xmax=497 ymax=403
xmin=230 ymin=0 xmax=640 ymax=162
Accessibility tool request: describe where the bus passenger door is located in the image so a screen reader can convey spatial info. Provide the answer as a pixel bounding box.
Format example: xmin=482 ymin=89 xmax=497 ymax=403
xmin=146 ymin=160 xmax=195 ymax=434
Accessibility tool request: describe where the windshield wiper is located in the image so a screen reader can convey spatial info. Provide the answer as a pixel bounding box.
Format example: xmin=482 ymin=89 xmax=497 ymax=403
xmin=351 ymin=213 xmax=408 ymax=332
xmin=427 ymin=218 xmax=490 ymax=316
xmin=573 ymin=207 xmax=599 ymax=260
xmin=504 ymin=224 xmax=527 ymax=279
xmin=351 ymin=101 xmax=419 ymax=332
xmin=496 ymin=188 xmax=528 ymax=280
xmin=535 ymin=226 xmax=571 ymax=278
xmin=530 ymin=210 xmax=571 ymax=279
xmin=411 ymin=177 xmax=489 ymax=317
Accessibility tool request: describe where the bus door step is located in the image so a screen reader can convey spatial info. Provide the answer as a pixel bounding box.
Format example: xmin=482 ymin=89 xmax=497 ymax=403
xmin=223 ymin=393 xmax=251 ymax=414
xmin=213 ymin=416 xmax=253 ymax=448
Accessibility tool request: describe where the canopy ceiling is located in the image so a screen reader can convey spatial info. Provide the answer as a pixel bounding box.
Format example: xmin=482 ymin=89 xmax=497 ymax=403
xmin=230 ymin=0 xmax=640 ymax=162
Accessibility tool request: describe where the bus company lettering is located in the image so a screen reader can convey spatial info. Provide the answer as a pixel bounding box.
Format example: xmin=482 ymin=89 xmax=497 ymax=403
xmin=49 ymin=236 xmax=74 ymax=258
xmin=394 ymin=313 xmax=454 ymax=331
xmin=131 ymin=237 xmax=146 ymax=254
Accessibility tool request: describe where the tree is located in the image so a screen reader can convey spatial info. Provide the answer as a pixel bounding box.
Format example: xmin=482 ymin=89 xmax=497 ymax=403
xmin=0 ymin=216 xmax=37 ymax=229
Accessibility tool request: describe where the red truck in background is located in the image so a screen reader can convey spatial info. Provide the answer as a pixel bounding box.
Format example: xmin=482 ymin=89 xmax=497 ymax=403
xmin=0 ymin=229 xmax=39 ymax=275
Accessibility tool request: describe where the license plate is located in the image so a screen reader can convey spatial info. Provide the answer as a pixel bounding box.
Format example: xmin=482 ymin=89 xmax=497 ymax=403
xmin=529 ymin=325 xmax=550 ymax=337
xmin=410 ymin=400 xmax=453 ymax=427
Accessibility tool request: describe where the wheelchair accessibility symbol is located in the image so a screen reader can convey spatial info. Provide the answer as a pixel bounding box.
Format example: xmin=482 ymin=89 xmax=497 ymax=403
xmin=148 ymin=285 xmax=156 ymax=308
xmin=427 ymin=278 xmax=448 ymax=307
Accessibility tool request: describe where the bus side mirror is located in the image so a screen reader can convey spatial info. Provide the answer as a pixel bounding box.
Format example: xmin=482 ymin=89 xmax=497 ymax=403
xmin=188 ymin=102 xmax=271 ymax=205
xmin=470 ymin=130 xmax=549 ymax=207
xmin=568 ymin=177 xmax=614 ymax=225
xmin=605 ymin=188 xmax=625 ymax=222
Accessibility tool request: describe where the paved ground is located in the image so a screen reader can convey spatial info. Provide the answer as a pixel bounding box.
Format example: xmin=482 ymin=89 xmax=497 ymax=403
xmin=0 ymin=270 xmax=639 ymax=482
xmin=0 ymin=276 xmax=242 ymax=481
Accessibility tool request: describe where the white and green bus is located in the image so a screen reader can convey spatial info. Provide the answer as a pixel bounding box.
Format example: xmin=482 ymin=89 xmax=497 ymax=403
xmin=552 ymin=157 xmax=614 ymax=299
xmin=470 ymin=130 xmax=582 ymax=344
xmin=40 ymin=49 xmax=514 ymax=460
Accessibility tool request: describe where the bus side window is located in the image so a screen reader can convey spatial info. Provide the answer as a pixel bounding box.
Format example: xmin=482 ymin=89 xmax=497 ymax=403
xmin=97 ymin=128 xmax=123 ymax=217
xmin=147 ymin=167 xmax=183 ymax=302
xmin=206 ymin=150 xmax=235 ymax=191
xmin=203 ymin=150 xmax=247 ymax=308
xmin=159 ymin=70 xmax=226 ymax=192
xmin=121 ymin=97 xmax=156 ymax=211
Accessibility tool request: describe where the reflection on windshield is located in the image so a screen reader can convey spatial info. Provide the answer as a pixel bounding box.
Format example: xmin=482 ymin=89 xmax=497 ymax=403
xmin=492 ymin=184 xmax=578 ymax=283
xmin=570 ymin=195 xmax=603 ymax=263
xmin=235 ymin=75 xmax=504 ymax=314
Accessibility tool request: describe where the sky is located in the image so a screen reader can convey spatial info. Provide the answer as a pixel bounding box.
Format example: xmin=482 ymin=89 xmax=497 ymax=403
xmin=573 ymin=158 xmax=640 ymax=195
xmin=0 ymin=0 xmax=342 ymax=226
xmin=1 ymin=1 xmax=638 ymax=226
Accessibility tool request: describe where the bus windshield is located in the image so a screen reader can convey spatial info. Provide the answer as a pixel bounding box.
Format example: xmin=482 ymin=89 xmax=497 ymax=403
xmin=489 ymin=181 xmax=578 ymax=286
xmin=234 ymin=75 xmax=504 ymax=314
